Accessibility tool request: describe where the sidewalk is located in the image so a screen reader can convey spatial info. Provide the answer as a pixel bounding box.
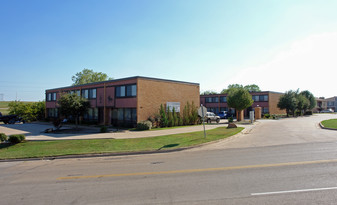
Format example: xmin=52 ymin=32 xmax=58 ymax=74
xmin=0 ymin=120 xmax=258 ymax=141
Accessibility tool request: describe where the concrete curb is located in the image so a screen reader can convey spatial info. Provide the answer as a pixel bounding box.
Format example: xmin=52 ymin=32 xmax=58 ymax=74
xmin=319 ymin=122 xmax=337 ymax=131
xmin=0 ymin=127 xmax=246 ymax=163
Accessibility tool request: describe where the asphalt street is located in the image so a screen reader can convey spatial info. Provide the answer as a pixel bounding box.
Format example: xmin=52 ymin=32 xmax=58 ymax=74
xmin=1 ymin=114 xmax=337 ymax=204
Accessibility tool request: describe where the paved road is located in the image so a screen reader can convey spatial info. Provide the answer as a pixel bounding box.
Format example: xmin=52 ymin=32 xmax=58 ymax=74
xmin=1 ymin=114 xmax=337 ymax=204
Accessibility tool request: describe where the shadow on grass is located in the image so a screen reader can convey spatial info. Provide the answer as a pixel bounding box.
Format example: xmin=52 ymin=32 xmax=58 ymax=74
xmin=158 ymin=143 xmax=179 ymax=150
xmin=0 ymin=143 xmax=14 ymax=149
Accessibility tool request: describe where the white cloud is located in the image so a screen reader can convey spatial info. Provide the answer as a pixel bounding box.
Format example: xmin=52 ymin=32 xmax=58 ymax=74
xmin=225 ymin=32 xmax=337 ymax=97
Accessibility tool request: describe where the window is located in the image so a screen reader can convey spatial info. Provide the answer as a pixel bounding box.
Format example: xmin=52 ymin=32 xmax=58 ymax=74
xmin=125 ymin=109 xmax=132 ymax=121
xmin=262 ymin=107 xmax=269 ymax=114
xmin=220 ymin=96 xmax=227 ymax=103
xmin=259 ymin=95 xmax=268 ymax=102
xmin=205 ymin=97 xmax=212 ymax=103
xmin=116 ymin=85 xmax=137 ymax=98
xmin=47 ymin=93 xmax=51 ymax=101
xmin=212 ymin=97 xmax=219 ymax=103
xmin=118 ymin=109 xmax=124 ymax=121
xmin=84 ymin=108 xmax=98 ymax=121
xmin=252 ymin=95 xmax=259 ymax=102
xmin=220 ymin=107 xmax=228 ymax=111
xmin=47 ymin=108 xmax=58 ymax=118
xmin=82 ymin=89 xmax=89 ymax=99
xmin=89 ymin=89 xmax=96 ymax=99
xmin=46 ymin=93 xmax=56 ymax=101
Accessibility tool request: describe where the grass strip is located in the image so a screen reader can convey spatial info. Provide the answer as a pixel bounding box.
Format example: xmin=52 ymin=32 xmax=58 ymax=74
xmin=0 ymin=127 xmax=243 ymax=159
xmin=321 ymin=119 xmax=337 ymax=129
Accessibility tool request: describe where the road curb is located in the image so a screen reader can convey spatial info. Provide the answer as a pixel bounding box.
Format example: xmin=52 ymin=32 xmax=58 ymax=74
xmin=319 ymin=122 xmax=337 ymax=131
xmin=0 ymin=127 xmax=246 ymax=163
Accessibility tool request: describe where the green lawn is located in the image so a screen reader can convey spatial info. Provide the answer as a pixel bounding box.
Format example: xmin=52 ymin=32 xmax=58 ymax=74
xmin=321 ymin=119 xmax=337 ymax=129
xmin=0 ymin=127 xmax=243 ymax=159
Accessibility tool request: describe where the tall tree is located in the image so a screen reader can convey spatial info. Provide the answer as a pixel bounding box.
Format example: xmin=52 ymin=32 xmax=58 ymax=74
xmin=221 ymin=84 xmax=243 ymax=94
xmin=300 ymin=90 xmax=316 ymax=110
xmin=227 ymin=88 xmax=253 ymax=121
xmin=296 ymin=94 xmax=310 ymax=115
xmin=200 ymin=90 xmax=218 ymax=95
xmin=277 ymin=90 xmax=298 ymax=117
xmin=72 ymin=68 xmax=113 ymax=85
xmin=58 ymin=93 xmax=90 ymax=128
xmin=244 ymin=84 xmax=261 ymax=92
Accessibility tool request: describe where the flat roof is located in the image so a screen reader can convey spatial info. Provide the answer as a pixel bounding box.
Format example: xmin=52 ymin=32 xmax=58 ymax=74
xmin=46 ymin=76 xmax=199 ymax=91
xmin=200 ymin=91 xmax=284 ymax=97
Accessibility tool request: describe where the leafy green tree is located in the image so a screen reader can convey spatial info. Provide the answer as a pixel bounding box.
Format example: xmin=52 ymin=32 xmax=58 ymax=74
xmin=227 ymin=88 xmax=253 ymax=121
xmin=200 ymin=90 xmax=218 ymax=95
xmin=58 ymin=93 xmax=90 ymax=128
xmin=159 ymin=104 xmax=168 ymax=127
xmin=300 ymin=90 xmax=316 ymax=110
xmin=172 ymin=107 xmax=178 ymax=127
xmin=244 ymin=84 xmax=261 ymax=92
xmin=221 ymin=84 xmax=243 ymax=94
xmin=8 ymin=101 xmax=45 ymax=122
xmin=167 ymin=107 xmax=173 ymax=127
xmin=277 ymin=90 xmax=298 ymax=117
xmin=296 ymin=94 xmax=310 ymax=116
xmin=72 ymin=68 xmax=113 ymax=85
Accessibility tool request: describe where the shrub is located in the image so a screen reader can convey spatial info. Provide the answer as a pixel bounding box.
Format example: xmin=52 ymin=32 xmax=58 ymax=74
xmin=0 ymin=133 xmax=8 ymax=142
xmin=100 ymin=126 xmax=108 ymax=133
xmin=137 ymin=121 xmax=152 ymax=130
xmin=8 ymin=134 xmax=25 ymax=144
xmin=304 ymin=111 xmax=313 ymax=115
xmin=228 ymin=117 xmax=234 ymax=123
xmin=295 ymin=110 xmax=302 ymax=116
xmin=264 ymin=113 xmax=271 ymax=119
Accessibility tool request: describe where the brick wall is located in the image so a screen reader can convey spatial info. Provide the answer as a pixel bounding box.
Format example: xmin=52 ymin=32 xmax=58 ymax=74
xmin=137 ymin=78 xmax=200 ymax=122
xmin=268 ymin=92 xmax=286 ymax=115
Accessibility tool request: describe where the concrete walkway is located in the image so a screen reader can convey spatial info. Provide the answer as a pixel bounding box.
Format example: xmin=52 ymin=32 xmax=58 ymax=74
xmin=0 ymin=120 xmax=255 ymax=141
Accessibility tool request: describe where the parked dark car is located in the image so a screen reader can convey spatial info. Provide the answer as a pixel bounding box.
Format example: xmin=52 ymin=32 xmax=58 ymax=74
xmin=217 ymin=111 xmax=233 ymax=119
xmin=0 ymin=112 xmax=24 ymax=124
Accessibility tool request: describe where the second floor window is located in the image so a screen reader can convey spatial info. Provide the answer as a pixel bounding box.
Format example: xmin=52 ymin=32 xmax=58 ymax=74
xmin=116 ymin=84 xmax=136 ymax=97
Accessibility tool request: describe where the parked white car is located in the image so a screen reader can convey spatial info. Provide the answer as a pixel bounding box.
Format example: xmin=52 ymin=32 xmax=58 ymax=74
xmin=321 ymin=109 xmax=334 ymax=113
xmin=205 ymin=112 xmax=220 ymax=123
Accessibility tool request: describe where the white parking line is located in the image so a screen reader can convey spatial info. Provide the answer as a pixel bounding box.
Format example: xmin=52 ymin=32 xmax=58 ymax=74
xmin=251 ymin=186 xmax=337 ymax=196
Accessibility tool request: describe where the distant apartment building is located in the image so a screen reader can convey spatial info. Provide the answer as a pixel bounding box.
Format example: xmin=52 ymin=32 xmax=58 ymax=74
xmin=200 ymin=91 xmax=286 ymax=117
xmin=45 ymin=76 xmax=200 ymax=127
xmin=326 ymin=97 xmax=337 ymax=112
xmin=315 ymin=96 xmax=337 ymax=112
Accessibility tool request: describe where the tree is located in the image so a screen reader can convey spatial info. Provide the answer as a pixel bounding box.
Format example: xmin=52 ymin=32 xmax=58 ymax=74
xmin=277 ymin=90 xmax=298 ymax=117
xmin=227 ymin=88 xmax=253 ymax=121
xmin=72 ymin=68 xmax=113 ymax=85
xmin=8 ymin=101 xmax=45 ymax=122
xmin=221 ymin=84 xmax=261 ymax=94
xmin=200 ymin=90 xmax=218 ymax=95
xmin=244 ymin=84 xmax=261 ymax=92
xmin=58 ymin=93 xmax=90 ymax=128
xmin=221 ymin=84 xmax=243 ymax=94
xmin=300 ymin=90 xmax=316 ymax=111
xmin=296 ymin=94 xmax=310 ymax=116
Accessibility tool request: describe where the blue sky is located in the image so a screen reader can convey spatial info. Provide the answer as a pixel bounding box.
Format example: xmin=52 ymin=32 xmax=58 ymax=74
xmin=1 ymin=0 xmax=337 ymax=101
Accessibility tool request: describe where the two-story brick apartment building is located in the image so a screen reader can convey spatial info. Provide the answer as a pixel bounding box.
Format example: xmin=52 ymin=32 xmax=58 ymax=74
xmin=200 ymin=91 xmax=286 ymax=117
xmin=46 ymin=76 xmax=200 ymax=127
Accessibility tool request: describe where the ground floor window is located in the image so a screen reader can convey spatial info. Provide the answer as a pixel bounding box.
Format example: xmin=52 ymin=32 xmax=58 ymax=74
xmin=220 ymin=107 xmax=228 ymax=112
xmin=83 ymin=108 xmax=98 ymax=121
xmin=262 ymin=107 xmax=269 ymax=114
xmin=112 ymin=108 xmax=137 ymax=127
xmin=47 ymin=108 xmax=58 ymax=118
xmin=207 ymin=107 xmax=219 ymax=114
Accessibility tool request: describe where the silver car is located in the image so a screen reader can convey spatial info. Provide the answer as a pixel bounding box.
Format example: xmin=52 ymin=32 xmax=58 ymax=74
xmin=205 ymin=112 xmax=220 ymax=123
